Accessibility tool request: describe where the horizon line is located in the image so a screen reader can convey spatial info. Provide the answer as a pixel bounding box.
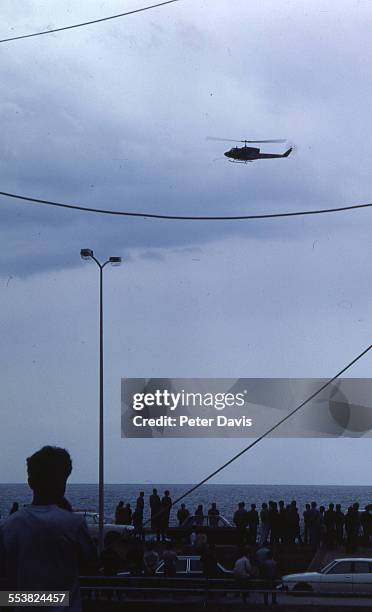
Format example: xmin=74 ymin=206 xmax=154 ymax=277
xmin=1 ymin=481 xmax=371 ymax=488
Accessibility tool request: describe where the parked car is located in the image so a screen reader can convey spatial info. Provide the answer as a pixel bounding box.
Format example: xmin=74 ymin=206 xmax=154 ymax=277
xmin=155 ymin=555 xmax=232 ymax=577
xmin=281 ymin=558 xmax=372 ymax=593
xmin=167 ymin=514 xmax=239 ymax=545
xmin=181 ymin=515 xmax=233 ymax=529
xmin=75 ymin=510 xmax=134 ymax=541
xmin=118 ymin=554 xmax=232 ymax=578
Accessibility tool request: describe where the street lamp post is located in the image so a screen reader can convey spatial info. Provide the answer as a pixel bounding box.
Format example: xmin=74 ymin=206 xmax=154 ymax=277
xmin=80 ymin=248 xmax=121 ymax=552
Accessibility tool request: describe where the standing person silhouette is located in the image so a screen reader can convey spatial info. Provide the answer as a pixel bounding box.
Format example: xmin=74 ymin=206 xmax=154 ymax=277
xmin=115 ymin=501 xmax=125 ymax=524
xmin=160 ymin=490 xmax=172 ymax=542
xmin=208 ymin=502 xmax=220 ymax=528
xmin=177 ymin=503 xmax=190 ymax=526
xmin=334 ymin=504 xmax=345 ymax=545
xmin=122 ymin=503 xmax=132 ymax=525
xmin=136 ymin=491 xmax=145 ymax=516
xmin=247 ymin=503 xmax=259 ymax=545
xmin=149 ymin=488 xmax=161 ymax=540
xmin=233 ymin=502 xmax=249 ymax=544
xmin=0 ymin=446 xmax=96 ymax=611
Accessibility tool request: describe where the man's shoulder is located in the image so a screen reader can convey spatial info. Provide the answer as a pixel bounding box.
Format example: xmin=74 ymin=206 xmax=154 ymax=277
xmin=3 ymin=506 xmax=87 ymax=529
xmin=0 ymin=507 xmax=35 ymax=529
xmin=56 ymin=509 xmax=88 ymax=527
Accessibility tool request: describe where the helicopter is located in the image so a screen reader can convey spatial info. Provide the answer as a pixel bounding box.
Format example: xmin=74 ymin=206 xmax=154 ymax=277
xmin=208 ymin=137 xmax=292 ymax=163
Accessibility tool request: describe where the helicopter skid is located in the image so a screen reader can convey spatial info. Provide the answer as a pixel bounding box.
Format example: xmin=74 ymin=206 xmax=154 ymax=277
xmin=228 ymin=159 xmax=253 ymax=164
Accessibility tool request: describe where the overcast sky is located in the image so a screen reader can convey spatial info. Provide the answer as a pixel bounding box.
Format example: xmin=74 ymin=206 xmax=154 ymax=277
xmin=1 ymin=0 xmax=372 ymax=485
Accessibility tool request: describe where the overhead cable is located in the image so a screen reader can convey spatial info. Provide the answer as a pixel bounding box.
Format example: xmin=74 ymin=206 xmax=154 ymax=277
xmin=0 ymin=0 xmax=180 ymax=44
xmin=1 ymin=190 xmax=372 ymax=221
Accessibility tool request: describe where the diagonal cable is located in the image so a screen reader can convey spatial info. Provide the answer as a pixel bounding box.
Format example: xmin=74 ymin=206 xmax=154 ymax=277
xmin=143 ymin=343 xmax=372 ymax=525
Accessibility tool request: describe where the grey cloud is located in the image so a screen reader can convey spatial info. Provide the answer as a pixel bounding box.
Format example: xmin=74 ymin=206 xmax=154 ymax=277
xmin=1 ymin=1 xmax=371 ymax=278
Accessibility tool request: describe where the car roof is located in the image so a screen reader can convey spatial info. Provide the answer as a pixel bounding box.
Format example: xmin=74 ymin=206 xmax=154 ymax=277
xmin=157 ymin=555 xmax=229 ymax=571
xmin=184 ymin=514 xmax=233 ymax=527
xmin=157 ymin=556 xmax=200 ymax=561
xmin=333 ymin=558 xmax=372 ymax=562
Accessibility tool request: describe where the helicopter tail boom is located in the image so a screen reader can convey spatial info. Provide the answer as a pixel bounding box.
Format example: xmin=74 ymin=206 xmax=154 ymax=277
xmin=257 ymin=147 xmax=292 ymax=159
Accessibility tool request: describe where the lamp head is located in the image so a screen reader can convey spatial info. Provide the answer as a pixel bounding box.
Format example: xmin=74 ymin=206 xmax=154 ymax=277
xmin=109 ymin=256 xmax=122 ymax=266
xmin=80 ymin=248 xmax=94 ymax=260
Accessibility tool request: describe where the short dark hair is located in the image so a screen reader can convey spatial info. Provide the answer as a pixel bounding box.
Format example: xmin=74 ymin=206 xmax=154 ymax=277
xmin=27 ymin=446 xmax=72 ymax=496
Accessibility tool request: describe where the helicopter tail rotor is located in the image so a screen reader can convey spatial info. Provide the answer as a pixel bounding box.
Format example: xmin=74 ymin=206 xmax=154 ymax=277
xmin=286 ymin=142 xmax=297 ymax=156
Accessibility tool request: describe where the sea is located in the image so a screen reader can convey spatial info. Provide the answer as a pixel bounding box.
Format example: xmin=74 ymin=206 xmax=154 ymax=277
xmin=1 ymin=484 xmax=371 ymax=525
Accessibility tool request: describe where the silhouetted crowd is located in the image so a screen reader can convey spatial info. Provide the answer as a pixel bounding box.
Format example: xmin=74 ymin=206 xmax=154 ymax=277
xmin=233 ymin=499 xmax=372 ymax=552
xmin=114 ymin=488 xmax=172 ymax=542
xmin=113 ymin=491 xmax=372 ymax=552
xmin=6 ymin=486 xmax=372 ymax=553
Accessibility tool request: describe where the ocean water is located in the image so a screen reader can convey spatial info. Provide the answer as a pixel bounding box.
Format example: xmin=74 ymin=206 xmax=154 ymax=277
xmin=0 ymin=483 xmax=371 ymax=524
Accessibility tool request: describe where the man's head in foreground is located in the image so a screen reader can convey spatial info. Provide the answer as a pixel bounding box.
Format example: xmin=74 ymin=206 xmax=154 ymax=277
xmin=0 ymin=445 xmax=96 ymax=608
xmin=27 ymin=445 xmax=72 ymax=504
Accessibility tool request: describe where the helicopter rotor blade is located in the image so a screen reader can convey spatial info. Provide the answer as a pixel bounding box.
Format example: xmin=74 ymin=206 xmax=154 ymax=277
xmin=246 ymin=139 xmax=287 ymax=143
xmin=207 ymin=137 xmax=244 ymax=142
xmin=207 ymin=137 xmax=287 ymax=143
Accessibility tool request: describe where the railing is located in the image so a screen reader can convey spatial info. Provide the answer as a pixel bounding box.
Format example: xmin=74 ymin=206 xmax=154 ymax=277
xmin=80 ymin=575 xmax=280 ymax=606
xmin=80 ymin=575 xmax=372 ymax=607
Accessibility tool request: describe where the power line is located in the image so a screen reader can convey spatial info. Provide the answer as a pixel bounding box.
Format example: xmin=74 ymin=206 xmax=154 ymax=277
xmin=1 ymin=190 xmax=372 ymax=221
xmin=144 ymin=343 xmax=372 ymax=523
xmin=0 ymin=0 xmax=180 ymax=44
